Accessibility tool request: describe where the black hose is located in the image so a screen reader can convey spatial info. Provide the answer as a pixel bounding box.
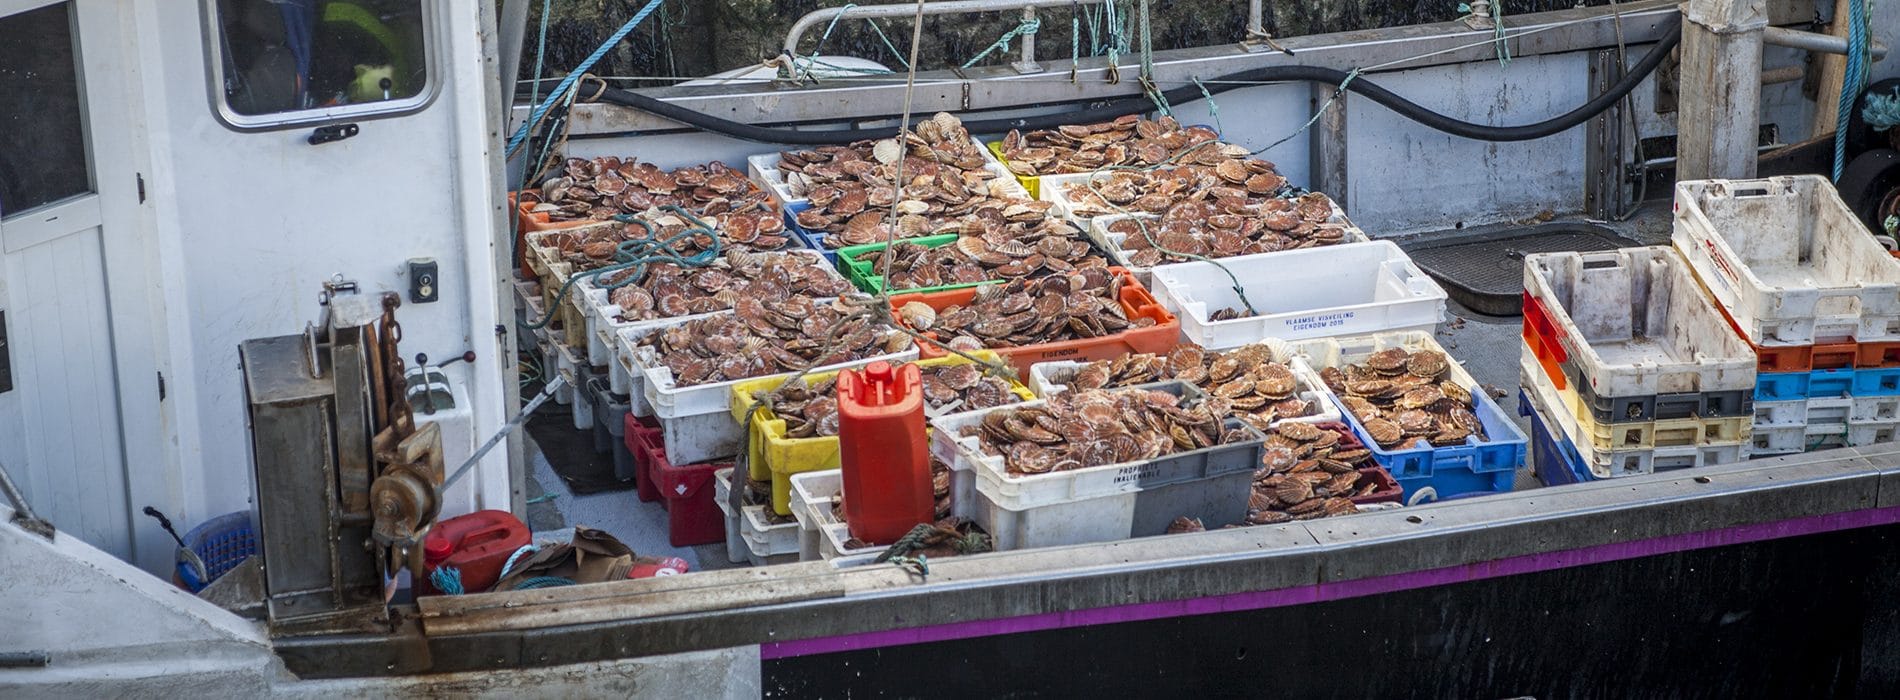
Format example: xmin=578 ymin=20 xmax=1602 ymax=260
xmin=581 ymin=14 xmax=1681 ymax=145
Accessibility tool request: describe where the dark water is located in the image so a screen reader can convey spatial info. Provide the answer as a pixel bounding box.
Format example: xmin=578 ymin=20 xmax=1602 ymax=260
xmin=518 ymin=0 xmax=1620 ymax=86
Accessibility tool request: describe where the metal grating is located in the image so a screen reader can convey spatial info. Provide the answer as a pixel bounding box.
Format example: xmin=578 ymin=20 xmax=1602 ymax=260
xmin=1399 ymin=223 xmax=1639 ymax=316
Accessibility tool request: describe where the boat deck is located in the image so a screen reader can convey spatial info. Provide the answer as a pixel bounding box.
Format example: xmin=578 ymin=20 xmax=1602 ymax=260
xmin=516 ymin=203 xmax=1679 ymax=569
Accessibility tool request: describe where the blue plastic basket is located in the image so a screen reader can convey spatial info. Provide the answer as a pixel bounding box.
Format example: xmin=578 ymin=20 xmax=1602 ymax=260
xmin=781 ymin=202 xmax=841 ymax=268
xmin=1336 ymin=389 xmax=1528 ymax=480
xmin=178 ymin=511 xmax=255 ymax=592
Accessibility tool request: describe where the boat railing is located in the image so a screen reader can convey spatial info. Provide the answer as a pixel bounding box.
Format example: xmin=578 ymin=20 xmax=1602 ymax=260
xmin=782 ymin=0 xmax=1294 ymax=77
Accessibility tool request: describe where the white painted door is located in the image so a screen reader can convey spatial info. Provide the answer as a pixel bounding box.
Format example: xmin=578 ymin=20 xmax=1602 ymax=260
xmin=0 ymin=0 xmax=163 ymax=571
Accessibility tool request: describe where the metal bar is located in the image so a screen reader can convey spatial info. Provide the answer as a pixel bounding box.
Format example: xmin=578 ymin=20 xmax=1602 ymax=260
xmin=498 ymin=0 xmax=531 ymax=103
xmin=0 ymin=457 xmax=53 ymax=540
xmin=1308 ymin=82 xmax=1348 ymax=210
xmin=553 ymin=2 xmax=1680 ymax=135
xmin=782 ymin=0 xmax=1107 ymax=58
xmin=439 ymin=375 xmax=566 ymax=494
xmin=1764 ymin=25 xmax=1888 ymax=60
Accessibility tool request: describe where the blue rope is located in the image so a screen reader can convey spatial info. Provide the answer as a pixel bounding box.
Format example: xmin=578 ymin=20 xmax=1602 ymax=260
xmin=501 ymin=543 xmax=538 ymax=575
xmin=506 ymin=0 xmax=668 ymax=158
xmin=1834 ymin=0 xmax=1870 ymax=182
xmin=430 ymin=566 xmax=465 ymax=595
xmin=513 ymin=576 xmax=577 ymax=590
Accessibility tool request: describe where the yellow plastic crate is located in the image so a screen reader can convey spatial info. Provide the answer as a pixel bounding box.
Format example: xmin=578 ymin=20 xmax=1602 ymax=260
xmin=1556 ymin=373 xmax=1752 ymax=451
xmin=984 ymin=140 xmax=1041 ymax=198
xmin=727 ymin=351 xmax=1032 ymax=515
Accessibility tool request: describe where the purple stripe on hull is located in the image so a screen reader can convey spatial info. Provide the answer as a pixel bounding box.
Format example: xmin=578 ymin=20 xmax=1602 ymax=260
xmin=762 ymin=505 xmax=1900 ymax=660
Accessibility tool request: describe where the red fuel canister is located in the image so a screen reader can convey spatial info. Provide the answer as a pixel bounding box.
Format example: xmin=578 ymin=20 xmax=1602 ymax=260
xmin=837 ymin=361 xmax=933 ymax=544
xmin=417 ymin=510 xmax=530 ymax=596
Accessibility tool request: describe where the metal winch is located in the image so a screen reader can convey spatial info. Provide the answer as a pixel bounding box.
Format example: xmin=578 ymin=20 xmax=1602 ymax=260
xmin=240 ymin=279 xmax=447 ymax=623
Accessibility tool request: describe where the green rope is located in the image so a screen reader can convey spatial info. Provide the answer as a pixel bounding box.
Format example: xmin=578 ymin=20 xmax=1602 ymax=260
xmin=790 ymin=4 xmax=908 ymax=81
xmin=1137 ymin=0 xmax=1168 ymax=115
xmin=521 ymin=205 xmax=727 ymax=331
xmin=1491 ymin=1 xmax=1511 ymax=65
xmin=1192 ymin=76 xmax=1223 ymax=135
xmin=960 ymin=15 xmax=1042 ymax=69
xmin=1070 ymin=12 xmax=1080 ymax=80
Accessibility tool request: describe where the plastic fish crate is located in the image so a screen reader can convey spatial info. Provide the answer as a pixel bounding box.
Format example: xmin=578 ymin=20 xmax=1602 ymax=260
xmin=930 ymin=381 xmax=1266 ymax=512
xmin=1752 ymin=396 xmax=1853 ymax=428
xmin=889 ymin=268 xmax=1179 ymax=382
xmin=818 ymin=521 xmax=890 ymax=560
xmin=630 ymin=422 xmax=729 ymax=547
xmin=973 ymin=466 xmax=1255 ymax=550
xmin=1754 ymin=369 xmax=1857 ymax=401
xmin=740 ymin=503 xmax=801 ymax=567
xmin=788 ymin=469 xmax=840 ymax=561
xmin=1086 ymin=197 xmax=1367 ymax=285
xmin=981 ymin=125 xmax=1220 ymax=200
xmin=577 ymin=250 xmax=839 ymax=367
xmin=834 ymin=233 xmax=1003 ymax=296
xmin=713 ymin=467 xmax=748 ymax=564
xmin=1523 ymin=359 xmax=1750 ymax=478
xmin=627 ymin=311 xmax=919 ymax=465
xmin=1035 ymin=171 xmax=1126 ymax=222
xmin=1673 ymin=176 xmax=1900 ymax=346
xmin=1522 ymin=247 xmax=1756 ymax=403
xmin=1522 ymin=391 xmax=1593 ymax=486
xmin=1152 ymin=241 xmax=1448 ymax=349
xmin=746 ymin=152 xmax=807 ymax=211
xmin=1026 ymin=351 xmax=1343 ymax=429
xmin=726 ymin=351 xmax=1030 ymax=515
xmin=1554 ymin=353 xmax=1752 ymax=423
xmin=1751 ymin=421 xmax=1850 ymax=456
xmin=1292 ymin=331 xmax=1527 ymax=481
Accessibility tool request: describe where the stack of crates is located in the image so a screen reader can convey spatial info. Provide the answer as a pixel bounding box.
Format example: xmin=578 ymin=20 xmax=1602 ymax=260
xmin=1672 ymin=176 xmax=1900 ymax=456
xmin=1519 ymin=247 xmax=1756 ymax=483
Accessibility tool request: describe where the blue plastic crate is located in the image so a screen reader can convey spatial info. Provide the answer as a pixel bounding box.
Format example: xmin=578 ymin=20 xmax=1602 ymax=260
xmin=1519 ymin=389 xmax=1593 ymax=486
xmin=1393 ymin=467 xmax=1517 ymax=502
xmin=1756 ymin=369 xmax=1856 ymax=401
xmin=1336 ymin=390 xmax=1528 ymax=480
xmin=178 ymin=511 xmax=255 ymax=592
xmin=781 ymin=202 xmax=840 ymax=268
xmin=1852 ymin=367 xmax=1900 ymax=396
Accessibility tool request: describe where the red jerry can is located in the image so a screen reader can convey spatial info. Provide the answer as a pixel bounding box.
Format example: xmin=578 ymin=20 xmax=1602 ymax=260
xmin=418 ymin=510 xmax=531 ymax=595
xmin=836 ymin=361 xmax=933 ymax=544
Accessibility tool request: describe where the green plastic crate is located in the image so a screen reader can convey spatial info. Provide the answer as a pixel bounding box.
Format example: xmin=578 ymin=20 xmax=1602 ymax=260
xmin=834 ymin=233 xmax=1003 ymax=296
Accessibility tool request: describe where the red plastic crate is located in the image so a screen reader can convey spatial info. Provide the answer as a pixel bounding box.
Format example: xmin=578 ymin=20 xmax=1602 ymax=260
xmin=1520 ymin=293 xmax=1569 ymax=390
xmin=1310 ymin=422 xmax=1403 ymax=505
xmin=888 ymin=268 xmax=1178 ymax=382
xmin=626 ymin=414 xmax=663 ymax=504
xmin=629 ymin=423 xmax=729 ymax=547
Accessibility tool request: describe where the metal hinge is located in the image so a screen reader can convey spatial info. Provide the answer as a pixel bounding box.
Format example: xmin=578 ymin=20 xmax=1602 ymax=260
xmin=137 ymin=173 xmax=146 ymax=204
xmin=157 ymin=371 xmax=165 ymax=401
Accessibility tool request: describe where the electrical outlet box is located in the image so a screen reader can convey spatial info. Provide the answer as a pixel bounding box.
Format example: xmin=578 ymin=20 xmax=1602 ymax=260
xmin=408 ymin=258 xmax=439 ymax=304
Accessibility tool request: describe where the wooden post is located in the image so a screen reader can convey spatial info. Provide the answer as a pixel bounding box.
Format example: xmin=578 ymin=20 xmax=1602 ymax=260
xmin=1677 ymin=0 xmax=1768 ymax=181
xmin=1811 ymin=0 xmax=1854 ymax=138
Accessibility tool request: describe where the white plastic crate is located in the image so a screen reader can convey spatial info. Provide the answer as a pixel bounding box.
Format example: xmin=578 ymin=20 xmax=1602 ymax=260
xmin=1752 ymin=421 xmax=1850 ymax=456
xmin=1673 ymin=176 xmax=1900 ymax=346
xmin=1523 ymin=246 xmax=1756 ymax=397
xmin=747 ymin=152 xmax=806 ymax=209
xmin=818 ymin=521 xmax=885 ymax=561
xmin=629 ymin=313 xmax=918 ymax=465
xmin=1853 ymin=394 xmax=1900 ymax=423
xmin=788 ymin=469 xmax=840 ymax=561
xmin=1753 ymin=396 xmax=1853 ymax=428
xmin=752 ymin=147 xmax=1028 ymax=214
xmin=1087 ymin=198 xmax=1367 ymax=285
xmin=1152 ymin=241 xmax=1447 ymax=349
xmin=713 ymin=467 xmax=747 ymax=565
xmin=1523 ymin=355 xmax=1748 ymax=478
xmin=553 ymin=341 xmax=583 ymax=411
xmin=741 ymin=504 xmax=801 ymax=567
xmin=1026 ymin=351 xmax=1342 ymax=429
xmin=1037 ymin=171 xmax=1118 ymax=221
xmin=929 ymin=381 xmax=1263 ymax=512
xmin=1850 ymin=418 xmax=1900 ymax=447
xmin=579 ymin=251 xmax=843 ymax=369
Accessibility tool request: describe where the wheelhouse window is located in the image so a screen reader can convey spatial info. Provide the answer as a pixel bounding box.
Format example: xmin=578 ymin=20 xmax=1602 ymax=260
xmin=206 ymin=0 xmax=432 ymax=127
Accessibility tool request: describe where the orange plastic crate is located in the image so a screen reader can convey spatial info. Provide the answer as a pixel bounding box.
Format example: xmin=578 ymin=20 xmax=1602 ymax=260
xmin=888 ymin=268 xmax=1179 ymax=382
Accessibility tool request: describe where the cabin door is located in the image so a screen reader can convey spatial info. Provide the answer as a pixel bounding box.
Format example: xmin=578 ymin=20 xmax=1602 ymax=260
xmin=0 ymin=0 xmax=165 ymax=571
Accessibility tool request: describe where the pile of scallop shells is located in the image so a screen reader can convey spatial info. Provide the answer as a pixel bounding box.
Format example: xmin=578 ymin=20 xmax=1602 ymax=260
xmin=997 ymin=115 xmax=1227 ymax=175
